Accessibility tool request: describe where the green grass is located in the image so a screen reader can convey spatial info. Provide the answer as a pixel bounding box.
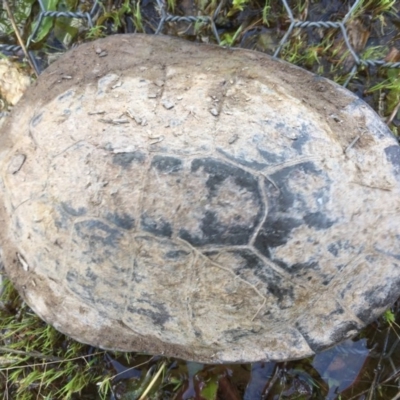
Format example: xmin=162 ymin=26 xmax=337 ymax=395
xmin=0 ymin=279 xmax=113 ymax=399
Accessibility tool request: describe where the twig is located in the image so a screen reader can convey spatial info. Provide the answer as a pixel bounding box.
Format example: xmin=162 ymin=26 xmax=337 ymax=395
xmin=263 ymin=362 xmax=285 ymax=396
xmin=390 ymin=392 xmax=400 ymax=400
xmin=386 ymin=99 xmax=400 ymax=126
xmin=344 ymin=135 xmax=360 ymax=153
xmin=138 ymin=360 xmax=166 ymax=400
xmin=2 ymin=0 xmax=39 ymax=77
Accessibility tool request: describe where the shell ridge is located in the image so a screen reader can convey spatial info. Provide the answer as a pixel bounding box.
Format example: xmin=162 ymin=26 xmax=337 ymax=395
xmin=250 ymin=247 xmax=316 ymax=292
xmin=50 ymin=140 xmax=90 ymax=160
xmin=349 ymin=179 xmax=394 ymax=192
xmin=155 ymin=64 xmax=167 ymax=113
xmin=121 ymin=235 xmax=140 ymax=332
xmin=183 ymin=245 xmax=198 ymax=334
xmin=249 ymin=175 xmax=269 ymax=247
xmin=134 ymin=155 xmax=149 ymax=230
xmin=216 ymin=147 xmax=268 ymax=171
xmin=91 ymin=156 xmax=109 ymax=207
xmin=292 ymin=327 xmax=315 ymax=355
xmin=62 ymin=213 xmax=79 ymax=295
xmin=262 ymin=156 xmax=323 ymax=175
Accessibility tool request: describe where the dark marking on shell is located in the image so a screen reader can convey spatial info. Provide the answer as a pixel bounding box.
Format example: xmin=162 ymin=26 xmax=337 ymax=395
xmin=194 ymin=329 xmax=202 ymax=338
xmin=254 ymin=217 xmax=303 ymax=256
xmin=106 ymin=212 xmax=135 ymax=230
xmin=295 ymin=304 xmax=359 ymax=352
xmin=128 ymin=298 xmax=171 ymax=327
xmin=291 ymin=123 xmax=311 ymax=153
xmin=96 ymin=297 xmax=124 ymax=311
xmin=257 ymin=148 xmax=282 ymax=164
xmin=165 ymin=250 xmax=191 ymax=259
xmin=178 ymin=208 xmax=259 ymax=246
xmin=254 ymin=161 xmax=332 ymax=258
xmin=375 ymin=245 xmax=400 ymax=261
xmin=226 ymin=249 xmax=263 ymax=273
xmin=176 ymin=158 xmax=264 ymax=246
xmin=74 ymin=220 xmax=122 ymax=248
xmin=57 ymin=90 xmax=74 ymax=102
xmin=55 ymin=205 xmax=75 ymax=230
xmin=303 ymin=211 xmax=335 ymax=230
xmin=61 ymin=202 xmax=87 ymax=217
xmin=112 ymin=151 xmax=146 ymax=168
xmin=110 ymin=264 xmax=131 ymax=276
xmin=223 ymin=328 xmax=253 ymax=342
xmin=141 ymin=212 xmax=172 ymax=238
xmin=151 ymin=155 xmax=183 ymax=173
xmin=229 ymin=249 xmax=295 ymax=306
xmin=191 ymin=158 xmax=260 ymax=199
xmin=200 ymin=210 xmax=252 ymax=245
xmin=30 ymin=113 xmax=43 ymax=127
xmin=385 ymin=145 xmax=400 ymax=175
xmin=267 ymin=161 xmax=323 ymax=212
xmin=302 ymin=320 xmax=359 ymax=352
xmin=327 ymin=321 xmax=360 ymax=346
xmin=328 ymin=243 xmax=339 ymax=257
xmin=290 ymin=261 xmax=319 ymax=275
xmin=327 ymin=240 xmax=352 ymax=258
xmin=66 ymin=268 xmax=96 ymax=304
xmin=354 ymin=274 xmax=400 ymax=323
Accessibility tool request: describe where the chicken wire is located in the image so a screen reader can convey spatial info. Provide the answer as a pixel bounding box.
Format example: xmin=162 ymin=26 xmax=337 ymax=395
xmin=1 ymin=0 xmax=400 ymax=86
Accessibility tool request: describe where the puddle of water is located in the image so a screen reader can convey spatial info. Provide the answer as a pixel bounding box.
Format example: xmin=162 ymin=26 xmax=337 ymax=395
xmin=313 ymin=339 xmax=370 ymax=399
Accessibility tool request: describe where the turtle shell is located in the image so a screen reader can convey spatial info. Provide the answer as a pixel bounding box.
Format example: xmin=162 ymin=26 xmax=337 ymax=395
xmin=1 ymin=34 xmax=400 ymax=363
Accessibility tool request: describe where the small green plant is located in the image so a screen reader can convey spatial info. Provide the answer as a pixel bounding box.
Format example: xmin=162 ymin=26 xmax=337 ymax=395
xmin=367 ymin=68 xmax=400 ymax=134
xmin=360 ymin=45 xmax=387 ymax=62
xmin=167 ymin=0 xmax=176 ymax=13
xmin=228 ymin=0 xmax=249 ymax=16
xmin=31 ymin=0 xmax=60 ymax=43
xmin=85 ymin=24 xmax=106 ymax=40
xmin=354 ymin=0 xmax=397 ymax=17
xmin=262 ymin=0 xmax=271 ymax=25
xmin=384 ymin=309 xmax=396 ymax=324
xmin=96 ymin=0 xmax=132 ymax=33
xmin=132 ymin=0 xmax=144 ymax=32
xmin=220 ymin=25 xmax=243 ymax=47
xmin=0 ymin=0 xmax=36 ymax=37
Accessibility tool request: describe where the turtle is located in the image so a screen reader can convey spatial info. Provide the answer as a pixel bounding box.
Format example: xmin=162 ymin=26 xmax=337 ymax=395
xmin=0 ymin=34 xmax=400 ymax=364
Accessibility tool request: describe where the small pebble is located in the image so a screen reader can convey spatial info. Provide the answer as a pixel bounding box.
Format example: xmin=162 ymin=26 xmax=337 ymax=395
xmin=210 ymin=108 xmax=219 ymax=116
xmin=162 ymin=99 xmax=175 ymax=110
xmin=8 ymin=154 xmax=26 ymax=174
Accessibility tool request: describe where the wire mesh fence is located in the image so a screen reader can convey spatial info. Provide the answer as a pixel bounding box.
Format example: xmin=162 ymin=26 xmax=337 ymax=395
xmin=1 ymin=0 xmax=400 ymax=80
